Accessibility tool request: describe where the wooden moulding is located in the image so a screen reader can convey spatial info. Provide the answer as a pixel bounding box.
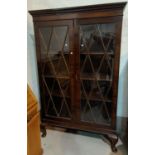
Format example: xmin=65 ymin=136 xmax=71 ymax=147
xmin=29 ymin=2 xmax=127 ymax=21
xmin=29 ymin=2 xmax=127 ymax=16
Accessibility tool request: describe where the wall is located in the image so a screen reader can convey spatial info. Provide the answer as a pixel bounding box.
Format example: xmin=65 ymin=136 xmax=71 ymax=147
xmin=27 ymin=0 xmax=128 ymax=117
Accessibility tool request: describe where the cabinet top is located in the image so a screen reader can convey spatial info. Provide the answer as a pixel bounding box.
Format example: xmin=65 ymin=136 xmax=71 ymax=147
xmin=29 ymin=2 xmax=127 ymax=16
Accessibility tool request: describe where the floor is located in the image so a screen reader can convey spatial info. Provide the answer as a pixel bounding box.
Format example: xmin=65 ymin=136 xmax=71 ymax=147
xmin=41 ymin=129 xmax=127 ymax=155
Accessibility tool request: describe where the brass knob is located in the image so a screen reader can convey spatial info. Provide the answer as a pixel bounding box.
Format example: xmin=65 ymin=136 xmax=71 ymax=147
xmin=70 ymin=52 xmax=73 ymax=55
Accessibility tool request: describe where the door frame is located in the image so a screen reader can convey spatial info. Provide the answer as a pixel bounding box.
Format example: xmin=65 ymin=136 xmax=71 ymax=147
xmin=34 ymin=20 xmax=75 ymax=122
xmin=74 ymin=16 xmax=123 ymax=129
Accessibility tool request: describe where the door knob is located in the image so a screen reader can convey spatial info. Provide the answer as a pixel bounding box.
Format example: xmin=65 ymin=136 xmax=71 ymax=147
xmin=70 ymin=51 xmax=73 ymax=55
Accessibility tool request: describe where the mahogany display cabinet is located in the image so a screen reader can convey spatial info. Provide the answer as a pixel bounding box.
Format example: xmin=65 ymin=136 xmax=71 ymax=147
xmin=29 ymin=2 xmax=127 ymax=152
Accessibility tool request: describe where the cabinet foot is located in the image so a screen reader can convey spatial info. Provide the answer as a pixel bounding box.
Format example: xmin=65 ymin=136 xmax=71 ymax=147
xmin=101 ymin=133 xmax=118 ymax=152
xmin=40 ymin=124 xmax=47 ymax=137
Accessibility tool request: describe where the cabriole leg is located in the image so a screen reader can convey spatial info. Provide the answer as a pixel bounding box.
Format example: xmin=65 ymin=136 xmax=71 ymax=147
xmin=40 ymin=124 xmax=47 ymax=137
xmin=101 ymin=133 xmax=118 ymax=152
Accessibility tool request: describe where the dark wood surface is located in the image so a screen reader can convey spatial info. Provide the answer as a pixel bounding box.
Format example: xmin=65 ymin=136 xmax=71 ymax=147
xmin=29 ymin=2 xmax=126 ymax=15
xmin=29 ymin=2 xmax=127 ymax=152
xmin=29 ymin=2 xmax=127 ymax=22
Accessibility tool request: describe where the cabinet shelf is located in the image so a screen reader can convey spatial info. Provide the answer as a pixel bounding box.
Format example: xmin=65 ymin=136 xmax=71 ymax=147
xmin=81 ymin=93 xmax=112 ymax=102
xmin=43 ymin=74 xmax=70 ymax=79
xmin=80 ymin=73 xmax=112 ymax=81
xmin=46 ymin=90 xmax=112 ymax=102
xmin=80 ymin=51 xmax=114 ymax=55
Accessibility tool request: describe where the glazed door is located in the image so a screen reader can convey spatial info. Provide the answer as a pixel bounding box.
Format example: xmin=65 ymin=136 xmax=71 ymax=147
xmin=76 ymin=17 xmax=121 ymax=127
xmin=36 ymin=20 xmax=74 ymax=121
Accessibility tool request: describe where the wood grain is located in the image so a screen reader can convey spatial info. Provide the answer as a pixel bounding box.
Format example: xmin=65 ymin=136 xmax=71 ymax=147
xmin=27 ymin=85 xmax=42 ymax=155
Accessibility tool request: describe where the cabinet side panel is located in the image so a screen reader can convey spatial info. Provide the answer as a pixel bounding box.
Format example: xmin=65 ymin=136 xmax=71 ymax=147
xmin=33 ymin=22 xmax=46 ymax=120
xmin=111 ymin=17 xmax=123 ymax=129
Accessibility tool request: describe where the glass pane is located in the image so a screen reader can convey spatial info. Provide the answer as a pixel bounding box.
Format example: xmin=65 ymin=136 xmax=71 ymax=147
xmin=80 ymin=23 xmax=115 ymax=125
xmin=40 ymin=26 xmax=69 ymax=77
xmin=80 ymin=55 xmax=113 ymax=80
xmin=80 ymin=24 xmax=115 ymax=53
xmin=81 ymin=100 xmax=112 ymax=125
xmin=39 ymin=25 xmax=71 ymax=119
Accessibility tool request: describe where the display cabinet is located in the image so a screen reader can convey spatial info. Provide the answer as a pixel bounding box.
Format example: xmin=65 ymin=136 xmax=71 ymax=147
xmin=29 ymin=2 xmax=126 ymax=152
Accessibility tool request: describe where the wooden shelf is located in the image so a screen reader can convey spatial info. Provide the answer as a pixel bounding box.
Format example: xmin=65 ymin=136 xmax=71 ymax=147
xmin=41 ymin=51 xmax=69 ymax=55
xmin=80 ymin=73 xmax=112 ymax=81
xmin=41 ymin=53 xmax=69 ymax=62
xmin=80 ymin=51 xmax=114 ymax=55
xmin=81 ymin=93 xmax=112 ymax=102
xmin=43 ymin=74 xmax=70 ymax=79
xmin=46 ymin=90 xmax=111 ymax=102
